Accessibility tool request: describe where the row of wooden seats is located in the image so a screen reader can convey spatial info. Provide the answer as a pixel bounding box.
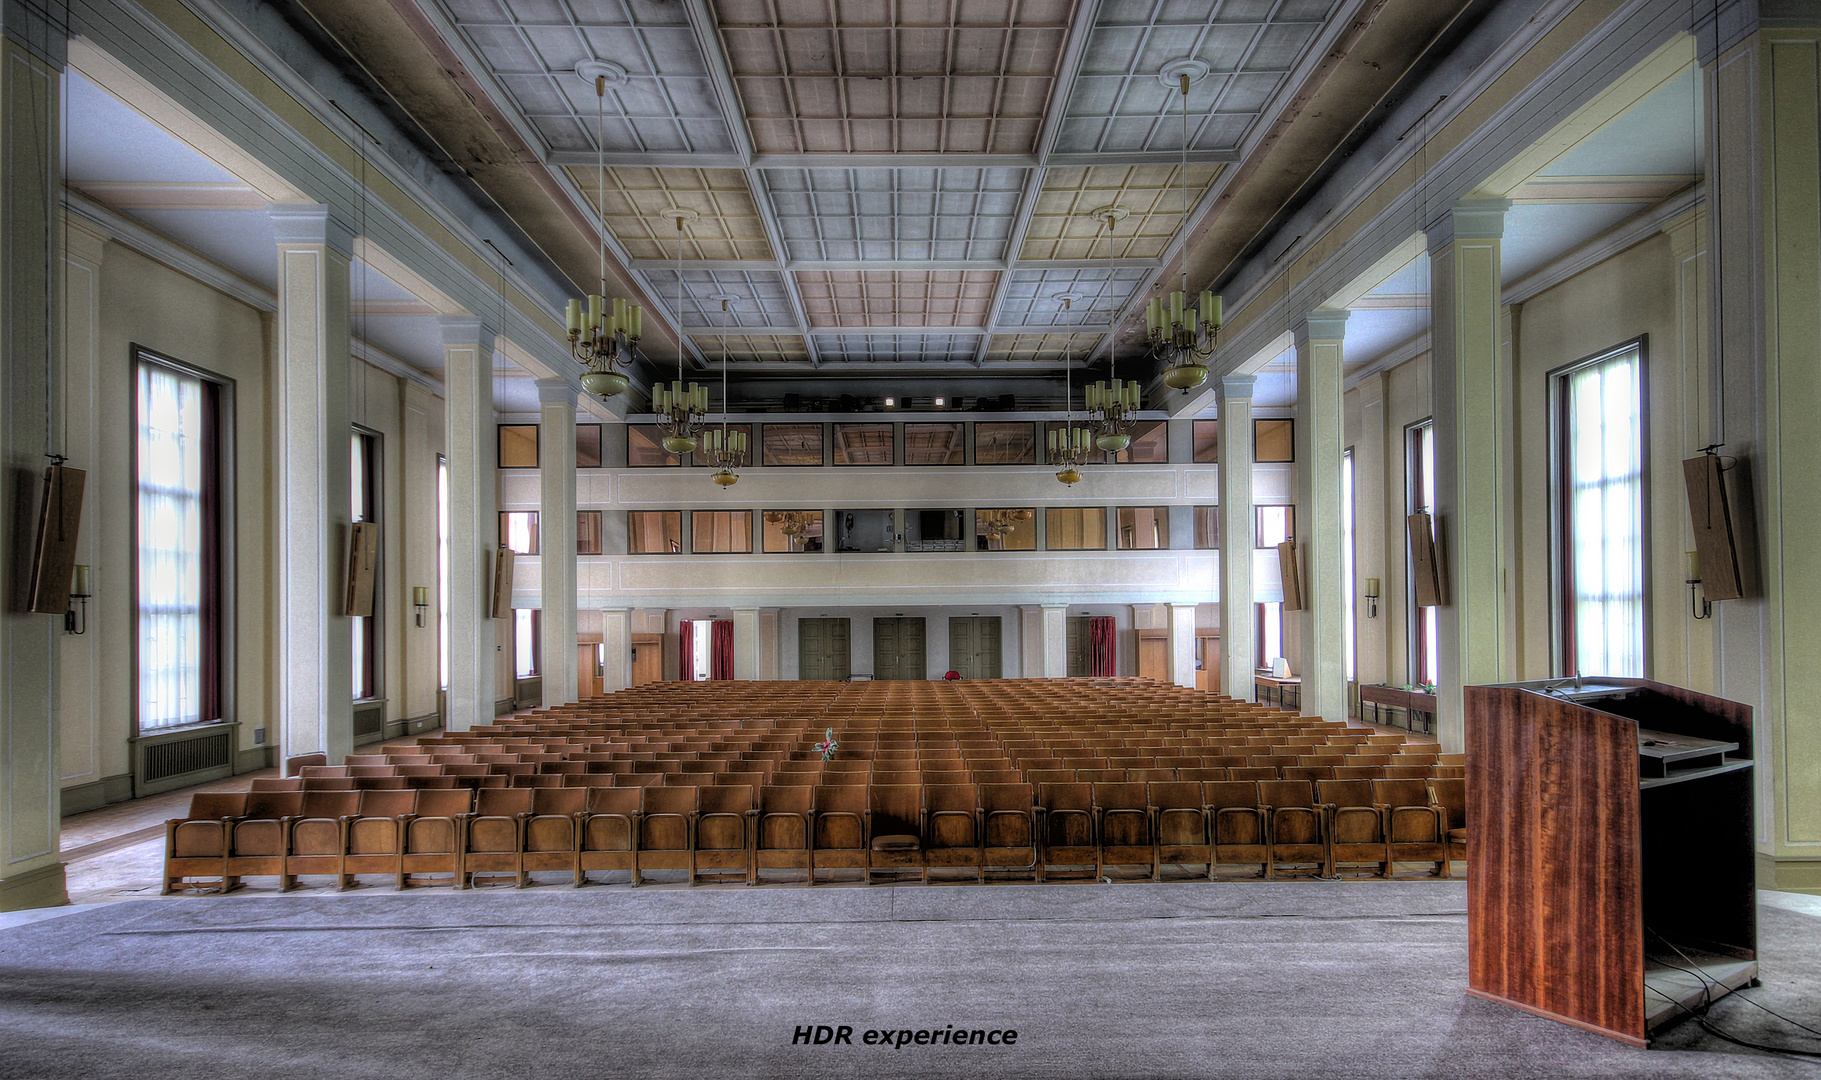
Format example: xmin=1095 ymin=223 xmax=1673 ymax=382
xmin=165 ymin=778 xmax=1467 ymax=892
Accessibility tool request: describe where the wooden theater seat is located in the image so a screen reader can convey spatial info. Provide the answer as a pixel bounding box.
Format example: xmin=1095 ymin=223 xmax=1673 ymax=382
xmin=224 ymin=790 xmax=303 ymax=889
xmin=922 ymin=784 xmax=982 ymax=884
xmin=282 ymin=790 xmax=360 ymax=891
xmin=753 ymin=785 xmax=813 ymax=886
xmin=635 ymin=786 xmax=697 ymax=886
xmin=866 ymin=784 xmax=924 ymax=884
xmin=1037 ymin=782 xmax=1096 ymax=883
xmin=339 ymin=789 xmax=415 ymax=889
xmin=1317 ymin=779 xmax=1389 ymax=879
xmin=400 ymin=788 xmax=473 ymax=888
xmin=1094 ymin=782 xmax=1154 ymax=879
xmin=1428 ymin=777 xmax=1467 ymax=870
xmin=1149 ymin=781 xmax=1210 ymax=881
xmin=163 ymin=792 xmax=248 ymax=894
xmin=810 ymin=786 xmax=867 ymax=885
xmin=1374 ymin=778 xmax=1447 ymax=878
xmin=979 ymin=783 xmax=1036 ymax=881
xmin=578 ymin=787 xmax=640 ymax=886
xmin=1205 ymin=781 xmax=1267 ymax=880
xmin=692 ymin=785 xmax=755 ymax=886
xmin=463 ymin=788 xmax=533 ymax=888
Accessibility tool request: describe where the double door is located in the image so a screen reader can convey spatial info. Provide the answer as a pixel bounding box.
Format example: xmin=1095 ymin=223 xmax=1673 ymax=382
xmin=798 ymin=618 xmax=852 ymax=681
xmin=948 ymin=616 xmax=1002 ymax=679
xmin=873 ymin=617 xmax=926 ymax=681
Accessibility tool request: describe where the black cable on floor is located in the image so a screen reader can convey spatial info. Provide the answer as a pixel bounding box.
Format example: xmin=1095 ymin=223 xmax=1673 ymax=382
xmin=1645 ymin=925 xmax=1821 ymax=1059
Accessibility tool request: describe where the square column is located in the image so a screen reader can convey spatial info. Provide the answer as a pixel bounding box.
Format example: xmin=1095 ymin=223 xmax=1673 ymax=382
xmin=1294 ymin=309 xmax=1349 ymax=722
xmin=0 ymin=15 xmax=65 ymax=911
xmin=270 ymin=204 xmax=354 ymax=764
xmin=732 ymin=608 xmax=761 ymax=680
xmin=1169 ymin=603 xmax=1197 ymax=689
xmin=441 ymin=316 xmax=497 ymax=731
xmin=1041 ymin=605 xmax=1068 ymax=678
xmin=535 ymin=379 xmax=577 ymax=707
xmin=1427 ymin=198 xmax=1511 ymax=754
xmin=602 ymin=608 xmax=630 ymax=693
xmin=1216 ymin=375 xmax=1257 ymax=700
xmin=1352 ymin=372 xmax=1390 ymax=689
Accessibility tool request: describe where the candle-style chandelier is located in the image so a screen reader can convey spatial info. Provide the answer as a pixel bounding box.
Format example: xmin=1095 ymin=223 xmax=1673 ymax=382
xmin=1047 ymin=293 xmax=1094 ymax=486
xmin=652 ymin=206 xmax=707 ymax=454
xmin=1084 ymin=205 xmax=1138 ymax=451
xmin=979 ymin=508 xmax=1034 ymax=541
xmin=1146 ymin=61 xmax=1224 ymax=391
xmin=699 ymin=297 xmax=749 ymax=486
xmin=568 ymin=61 xmax=640 ymax=400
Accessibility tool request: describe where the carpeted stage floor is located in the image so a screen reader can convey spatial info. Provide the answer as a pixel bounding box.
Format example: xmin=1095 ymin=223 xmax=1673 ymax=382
xmin=1 ymin=881 xmax=1817 ymax=1079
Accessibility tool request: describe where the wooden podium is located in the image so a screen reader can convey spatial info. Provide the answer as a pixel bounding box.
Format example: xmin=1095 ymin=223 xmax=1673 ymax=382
xmin=1464 ymin=678 xmax=1757 ymax=1046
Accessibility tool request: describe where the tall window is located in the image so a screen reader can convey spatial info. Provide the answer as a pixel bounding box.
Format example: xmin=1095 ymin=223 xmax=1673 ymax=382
xmin=1256 ymin=602 xmax=1283 ymax=670
xmin=1556 ymin=343 xmax=1645 ymax=676
xmin=136 ymin=356 xmax=223 ymax=731
xmin=514 ymin=609 xmax=540 ymax=678
xmin=351 ymin=429 xmax=379 ymax=700
xmin=437 ymin=455 xmax=449 ymax=692
xmin=1409 ymin=420 xmax=1437 ymax=685
xmin=1342 ymin=448 xmax=1356 ymax=684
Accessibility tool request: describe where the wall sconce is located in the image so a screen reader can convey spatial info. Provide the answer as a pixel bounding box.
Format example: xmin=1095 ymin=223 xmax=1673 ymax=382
xmin=1686 ymin=551 xmax=1710 ymax=620
xmin=1363 ymin=577 xmax=1380 ymax=619
xmin=66 ymin=564 xmax=90 ymax=635
xmin=413 ymin=585 xmax=430 ymax=628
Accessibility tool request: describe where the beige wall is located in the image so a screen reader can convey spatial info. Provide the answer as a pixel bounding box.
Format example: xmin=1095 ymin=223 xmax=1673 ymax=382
xmin=1346 ymin=350 xmax=1434 ymax=689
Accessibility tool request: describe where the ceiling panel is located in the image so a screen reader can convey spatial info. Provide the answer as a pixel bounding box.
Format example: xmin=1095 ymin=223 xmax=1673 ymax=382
xmin=1054 ymin=0 xmax=1338 ymax=156
xmin=432 ymin=0 xmax=737 ymax=156
xmin=983 ymin=331 xmax=1104 ymax=363
xmin=764 ymin=167 xmax=1027 ymax=261
xmin=1020 ymin=163 xmax=1221 ymax=260
xmin=996 ymin=266 xmax=1151 ymax=327
xmin=713 ymin=0 xmax=1074 ymax=154
xmin=796 ymin=270 xmax=999 ymax=327
xmin=815 ymin=331 xmax=982 ymax=363
xmin=706 ymin=333 xmax=813 ymax=363
xmin=638 ymin=267 xmax=795 ymax=327
xmin=567 ymin=166 xmax=774 ymax=261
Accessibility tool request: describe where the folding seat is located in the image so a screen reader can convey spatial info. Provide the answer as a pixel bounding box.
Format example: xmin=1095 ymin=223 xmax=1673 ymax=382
xmin=1092 ymin=783 xmax=1153 ymax=879
xmin=353 ymin=776 xmax=411 ymax=790
xmin=1228 ymin=766 xmax=1279 ymax=780
xmin=871 ymin=770 xmax=919 ymax=788
xmin=163 ymin=792 xmax=248 ymax=894
xmin=915 ymin=784 xmax=980 ymax=884
xmin=462 ymin=788 xmax=534 ymax=888
xmin=920 ymin=770 xmax=970 ymax=788
xmin=219 ymin=789 xmax=304 ymax=890
xmin=864 ymin=785 xmax=924 ymax=884
xmin=1374 ymin=778 xmax=1448 ymax=878
xmin=1258 ymin=780 xmax=1328 ymax=879
xmin=347 ymin=765 xmax=398 ymax=778
xmin=520 ymin=787 xmax=588 ymax=885
xmin=300 ymin=765 xmax=349 ymax=778
xmin=1036 ymin=783 xmax=1097 ymax=883
xmin=1150 ymin=782 xmax=1210 ymax=881
xmin=1283 ymin=765 xmax=1336 ymax=783
xmin=249 ymin=776 xmax=305 ymax=792
xmin=284 ymin=752 xmax=329 ymax=777
xmin=1177 ymin=767 xmax=1229 ymax=782
xmin=691 ymin=785 xmax=755 ymax=886
xmin=398 ymin=788 xmax=472 ymax=887
xmin=1127 ymin=768 xmax=1176 ymax=785
xmin=1205 ymin=781 xmax=1268 ymax=880
xmin=578 ymin=786 xmax=641 ymax=885
xmin=810 ymin=786 xmax=868 ymax=885
xmin=1377 ymin=765 xmax=1433 ymax=779
xmin=344 ymin=754 xmax=389 ymax=767
xmin=635 ymin=786 xmax=697 ymax=885
xmin=339 ymin=789 xmax=416 ymax=888
xmin=1316 ymin=779 xmax=1389 ymax=878
xmin=1428 ymin=777 xmax=1467 ymax=871
xmin=1435 ymin=753 xmax=1467 ymax=768
xmin=282 ymin=790 xmax=361 ymax=890
xmin=539 ymin=760 xmax=588 ymax=775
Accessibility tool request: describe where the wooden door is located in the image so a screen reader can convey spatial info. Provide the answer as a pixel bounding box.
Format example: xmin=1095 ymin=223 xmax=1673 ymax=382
xmin=630 ymin=633 xmax=663 ymax=687
xmin=873 ymin=617 xmax=927 ymax=681
xmin=1138 ymin=629 xmax=1168 ymax=682
xmin=797 ymin=618 xmax=852 ymax=681
xmin=948 ymin=617 xmax=1002 ymax=679
xmin=1065 ymin=616 xmax=1091 ymax=677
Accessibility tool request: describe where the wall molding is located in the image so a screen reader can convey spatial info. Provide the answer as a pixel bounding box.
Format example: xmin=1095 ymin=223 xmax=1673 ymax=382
xmin=57 ymin=773 xmax=134 ymax=817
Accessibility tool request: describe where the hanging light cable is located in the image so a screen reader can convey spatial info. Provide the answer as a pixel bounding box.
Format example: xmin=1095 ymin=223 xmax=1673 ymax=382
xmin=653 ymin=207 xmax=706 ymax=454
xmin=1047 ymin=295 xmax=1094 ymax=486
xmin=568 ymin=61 xmax=639 ymax=400
xmin=700 ymin=296 xmax=748 ymax=486
xmin=1085 ymin=205 xmax=1137 ymax=450
xmin=1145 ymin=60 xmax=1222 ymax=390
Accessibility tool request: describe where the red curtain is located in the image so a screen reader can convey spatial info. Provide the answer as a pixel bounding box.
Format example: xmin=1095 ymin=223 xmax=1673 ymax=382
xmin=678 ymin=620 xmax=695 ymax=682
xmin=711 ymin=620 xmax=734 ymax=680
xmin=1089 ymin=616 xmax=1117 ymax=677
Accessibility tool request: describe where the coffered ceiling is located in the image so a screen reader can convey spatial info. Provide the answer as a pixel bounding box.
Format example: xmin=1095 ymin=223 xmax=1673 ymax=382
xmin=284 ymin=0 xmax=1487 ymax=395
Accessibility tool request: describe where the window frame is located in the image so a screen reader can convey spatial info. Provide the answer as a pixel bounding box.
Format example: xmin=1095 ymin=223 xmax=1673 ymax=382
xmin=761 ymin=422 xmax=826 ymax=467
xmin=514 ymin=608 xmax=541 ymax=678
xmin=762 ymin=509 xmax=825 ymax=553
xmin=497 ymin=423 xmax=539 ymax=469
xmin=499 ymin=510 xmax=540 ymax=555
xmin=903 ymin=422 xmax=965 ymax=466
xmin=831 ymin=422 xmax=895 ymax=466
xmin=1407 ymin=418 xmax=1437 ymax=686
xmin=577 ymin=510 xmax=604 ymax=556
xmin=1254 ymin=504 xmax=1295 ymax=549
xmin=1191 ymin=420 xmax=1219 ymax=464
xmin=627 ymin=424 xmax=685 ymax=467
xmin=973 ymin=421 xmax=1037 ymax=466
xmin=1116 ymin=506 xmax=1170 ymax=551
xmin=1111 ymin=419 xmax=1170 ymax=464
xmin=1254 ymin=417 xmax=1296 ymax=463
xmin=351 ymin=426 xmax=382 ymax=701
xmin=691 ymin=509 xmax=756 ymax=554
xmin=627 ymin=510 xmax=685 ymax=555
xmin=131 ymin=346 xmax=235 ymax=736
xmin=1045 ymin=506 xmax=1108 ymax=551
xmin=576 ymin=423 xmax=603 ymax=469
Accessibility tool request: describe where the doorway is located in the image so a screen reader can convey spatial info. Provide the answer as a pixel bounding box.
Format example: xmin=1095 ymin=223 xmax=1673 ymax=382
xmin=798 ymin=618 xmax=852 ymax=681
xmin=873 ymin=617 xmax=927 ymax=681
xmin=948 ymin=616 xmax=1002 ymax=679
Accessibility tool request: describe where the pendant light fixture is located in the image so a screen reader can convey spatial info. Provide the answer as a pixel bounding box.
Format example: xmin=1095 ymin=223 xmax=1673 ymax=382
xmin=568 ymin=61 xmax=640 ymax=400
xmin=1047 ymin=294 xmax=1094 ymax=486
xmin=652 ymin=207 xmax=707 ymax=454
xmin=1146 ymin=60 xmax=1223 ymax=390
xmin=1084 ymin=205 xmax=1137 ymax=451
xmin=699 ymin=295 xmax=748 ymax=486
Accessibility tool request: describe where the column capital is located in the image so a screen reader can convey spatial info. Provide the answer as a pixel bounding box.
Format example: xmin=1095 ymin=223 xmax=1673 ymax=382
xmin=1216 ymin=373 xmax=1257 ymax=402
xmin=268 ymin=203 xmax=355 ymax=257
xmin=1294 ymin=308 xmax=1351 ymax=346
xmin=536 ymin=378 xmax=579 ymax=407
xmin=438 ymin=314 xmax=496 ymax=352
xmin=1426 ymin=198 xmax=1511 ymax=251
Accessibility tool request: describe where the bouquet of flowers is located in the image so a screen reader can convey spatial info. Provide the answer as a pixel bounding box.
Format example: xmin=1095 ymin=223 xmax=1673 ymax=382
xmin=814 ymin=727 xmax=839 ymax=761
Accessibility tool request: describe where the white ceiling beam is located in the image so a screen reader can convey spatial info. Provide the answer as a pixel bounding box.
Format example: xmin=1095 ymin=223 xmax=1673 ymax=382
xmin=547 ymin=149 xmax=1241 ymax=168
xmin=629 ymin=257 xmax=1162 ymax=273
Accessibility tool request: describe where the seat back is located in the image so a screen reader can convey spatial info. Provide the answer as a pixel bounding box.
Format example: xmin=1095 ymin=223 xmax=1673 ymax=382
xmin=474 ymin=787 xmax=535 ymax=818
xmin=1316 ymin=779 xmax=1376 ymax=810
xmin=284 ymin=752 xmax=328 ymax=777
xmin=249 ymin=777 xmax=305 ymax=792
xmin=1258 ymin=779 xmax=1314 ymax=809
xmin=1202 ymin=780 xmax=1260 ymax=812
xmin=354 ymin=789 xmax=418 ymax=818
xmin=868 ymin=785 xmax=923 ymax=839
xmin=584 ymin=786 xmax=642 ymax=818
xmin=531 ymin=787 xmax=588 ymax=816
xmin=298 ymin=790 xmax=361 ymax=818
xmin=1371 ymin=778 xmax=1430 ymax=811
xmin=1428 ymin=777 xmax=1467 ymax=830
xmin=242 ymin=791 xmax=304 ymax=819
xmin=185 ymin=791 xmax=249 ymax=820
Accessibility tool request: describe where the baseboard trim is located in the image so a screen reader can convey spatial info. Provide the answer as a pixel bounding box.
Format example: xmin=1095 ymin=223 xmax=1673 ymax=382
xmin=59 ymin=774 xmax=135 ymax=817
xmin=387 ymin=712 xmax=443 ymax=740
xmin=494 ymin=697 xmax=514 ymax=716
xmin=237 ymin=746 xmax=274 ymax=774
xmin=0 ymin=863 xmax=68 ymax=913
xmin=1757 ymin=852 xmax=1821 ymax=894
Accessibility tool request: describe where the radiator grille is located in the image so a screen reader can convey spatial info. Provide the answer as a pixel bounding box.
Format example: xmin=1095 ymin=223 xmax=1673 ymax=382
xmin=144 ymin=730 xmax=232 ymax=783
xmin=353 ymin=705 xmax=385 ymax=739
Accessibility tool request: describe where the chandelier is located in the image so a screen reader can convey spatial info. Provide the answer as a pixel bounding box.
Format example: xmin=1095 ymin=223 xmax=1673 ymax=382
xmin=1084 ymin=206 xmax=1138 ymax=451
xmin=979 ymin=508 xmax=1033 ymax=541
xmin=653 ymin=207 xmax=707 ymax=454
xmin=699 ymin=299 xmax=748 ymax=486
xmin=568 ymin=62 xmax=640 ymax=400
xmin=1047 ymin=293 xmax=1094 ymax=486
xmin=765 ymin=510 xmax=816 ymax=536
xmin=1145 ymin=62 xmax=1223 ymax=391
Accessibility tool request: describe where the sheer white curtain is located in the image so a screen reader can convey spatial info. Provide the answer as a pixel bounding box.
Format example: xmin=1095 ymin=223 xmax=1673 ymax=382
xmin=137 ymin=362 xmax=205 ymax=730
xmin=1567 ymin=349 xmax=1644 ymax=676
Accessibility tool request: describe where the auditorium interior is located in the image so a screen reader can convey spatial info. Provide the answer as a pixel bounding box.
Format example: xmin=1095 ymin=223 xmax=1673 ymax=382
xmin=2 ymin=0 xmax=1820 ymax=1075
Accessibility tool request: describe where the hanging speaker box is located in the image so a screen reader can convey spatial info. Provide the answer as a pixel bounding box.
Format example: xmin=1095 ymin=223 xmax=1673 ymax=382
xmin=1683 ymin=455 xmax=1744 ymax=601
xmin=28 ymin=465 xmax=86 ymax=615
xmin=1278 ymin=540 xmax=1304 ymax=611
xmin=490 ymin=547 xmax=516 ymax=620
xmin=345 ymin=521 xmax=380 ymax=617
xmin=1408 ymin=512 xmax=1443 ymax=608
